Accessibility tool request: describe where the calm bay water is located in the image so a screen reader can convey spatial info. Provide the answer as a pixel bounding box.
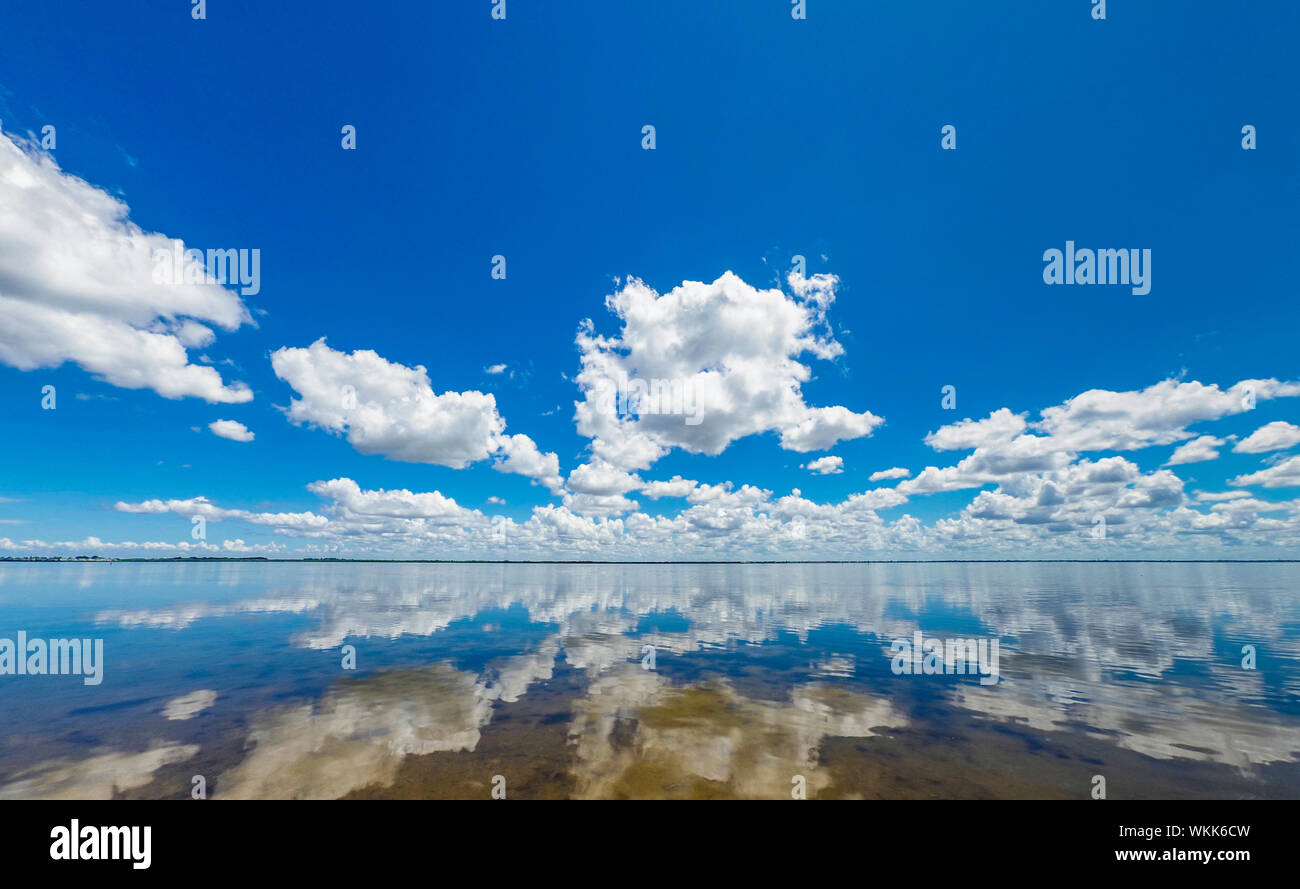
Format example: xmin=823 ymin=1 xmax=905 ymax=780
xmin=0 ymin=561 xmax=1297 ymax=799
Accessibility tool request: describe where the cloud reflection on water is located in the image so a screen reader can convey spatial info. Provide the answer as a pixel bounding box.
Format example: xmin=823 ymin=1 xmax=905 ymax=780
xmin=1 ymin=562 xmax=1296 ymax=797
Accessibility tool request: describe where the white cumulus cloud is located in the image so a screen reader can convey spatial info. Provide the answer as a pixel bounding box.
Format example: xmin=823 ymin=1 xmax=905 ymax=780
xmin=209 ymin=419 xmax=254 ymax=442
xmin=0 ymin=131 xmax=252 ymax=402
xmin=270 ymin=339 xmax=560 ymax=491
xmin=1234 ymin=421 xmax=1300 ymax=455
xmin=1231 ymin=456 xmax=1300 ymax=490
xmin=1165 ymin=435 xmax=1226 ymax=466
xmin=573 ymin=271 xmax=882 ymax=471
xmin=804 ymin=455 xmax=843 ymax=475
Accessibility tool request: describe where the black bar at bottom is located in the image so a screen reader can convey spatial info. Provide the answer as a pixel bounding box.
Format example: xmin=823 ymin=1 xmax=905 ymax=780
xmin=0 ymin=801 xmax=1282 ymax=875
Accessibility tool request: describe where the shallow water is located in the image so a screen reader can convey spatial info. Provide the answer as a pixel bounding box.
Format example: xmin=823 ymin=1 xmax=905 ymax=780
xmin=0 ymin=561 xmax=1297 ymax=799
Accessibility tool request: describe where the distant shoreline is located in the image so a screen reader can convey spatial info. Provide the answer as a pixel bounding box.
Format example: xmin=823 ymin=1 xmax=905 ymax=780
xmin=3 ymin=557 xmax=1298 ymax=565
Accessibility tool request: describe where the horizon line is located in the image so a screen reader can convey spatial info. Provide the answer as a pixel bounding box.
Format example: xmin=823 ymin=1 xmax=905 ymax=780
xmin=4 ymin=557 xmax=1299 ymax=565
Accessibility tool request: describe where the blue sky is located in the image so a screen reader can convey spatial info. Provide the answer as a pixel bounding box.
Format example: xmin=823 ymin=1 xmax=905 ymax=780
xmin=1 ymin=0 xmax=1297 ymax=559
